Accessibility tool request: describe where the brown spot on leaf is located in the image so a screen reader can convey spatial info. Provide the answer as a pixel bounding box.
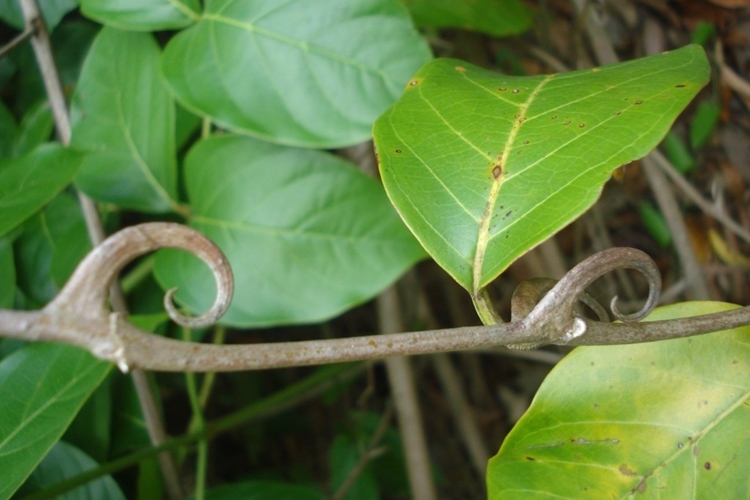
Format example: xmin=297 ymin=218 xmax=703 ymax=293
xmin=512 ymin=89 xmax=520 ymax=93
xmin=635 ymin=478 xmax=648 ymax=493
xmin=619 ymin=464 xmax=637 ymax=476
xmin=525 ymin=456 xmax=535 ymax=461
xmin=455 ymin=66 xmax=467 ymax=72
xmin=579 ymin=123 xmax=585 ymax=128
xmin=635 ymin=100 xmax=643 ymax=104
xmin=704 ymin=462 xmax=711 ymax=470
xmin=676 ymin=84 xmax=686 ymax=88
xmin=492 ymin=164 xmax=502 ymax=179
xmin=563 ymin=120 xmax=571 ymax=125
xmin=395 ymin=149 xmax=402 ymax=153
xmin=499 ymin=87 xmax=507 ymax=91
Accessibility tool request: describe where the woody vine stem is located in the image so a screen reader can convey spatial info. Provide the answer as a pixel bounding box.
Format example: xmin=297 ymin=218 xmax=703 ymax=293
xmin=1 ymin=222 xmax=748 ymax=372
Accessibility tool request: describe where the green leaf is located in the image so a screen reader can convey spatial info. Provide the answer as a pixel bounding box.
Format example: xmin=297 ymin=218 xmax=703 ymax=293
xmin=488 ymin=301 xmax=750 ymax=499
xmin=0 ymin=235 xmax=15 ymax=308
xmin=0 ymin=0 xmax=77 ymax=31
xmin=175 ymin=103 xmax=202 ymax=151
xmin=690 ymin=100 xmax=720 ymax=150
xmin=374 ymin=45 xmax=709 ymax=293
xmin=691 ymin=21 xmax=716 ymax=46
xmin=7 ymin=21 xmax=98 ymax=116
xmin=662 ymin=130 xmax=696 ymax=173
xmin=22 ymin=441 xmax=126 ymax=500
xmin=63 ymin=376 xmax=113 ymax=463
xmin=196 ymin=481 xmax=325 ymax=500
xmin=639 ymin=201 xmax=671 ymax=248
xmin=14 ymin=193 xmax=89 ymax=307
xmin=352 ymin=411 xmax=409 ymax=496
xmin=71 ymin=27 xmax=179 ymax=213
xmin=109 ymin=373 xmax=151 ymax=456
xmin=0 ymin=100 xmax=18 ymax=159
xmin=14 ymin=100 xmax=54 ymax=157
xmin=153 ymin=135 xmax=425 ymax=326
xmin=0 ymin=344 xmax=111 ymax=500
xmin=330 ymin=434 xmax=379 ymax=500
xmin=81 ymin=0 xmax=200 ymax=31
xmin=161 ymin=0 xmax=432 ymax=148
xmin=0 ymin=143 xmax=83 ymax=237
xmin=50 ymin=21 xmax=100 ymax=95
xmin=402 ymin=0 xmax=532 ymax=37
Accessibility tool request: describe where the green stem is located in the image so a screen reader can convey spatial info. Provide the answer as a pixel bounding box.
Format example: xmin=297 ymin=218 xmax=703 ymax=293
xmin=183 ymin=328 xmax=207 ymax=500
xmin=199 ymin=326 xmax=224 ymax=407
xmin=201 ymin=116 xmax=212 ymax=139
xmin=472 ymin=287 xmax=505 ymax=325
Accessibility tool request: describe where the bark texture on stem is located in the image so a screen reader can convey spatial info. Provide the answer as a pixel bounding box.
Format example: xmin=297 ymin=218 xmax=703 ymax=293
xmin=1 ymin=223 xmax=749 ymax=372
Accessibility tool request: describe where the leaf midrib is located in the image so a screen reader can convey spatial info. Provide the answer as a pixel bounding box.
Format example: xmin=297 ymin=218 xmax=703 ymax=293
xmin=0 ymin=357 xmax=103 ymax=453
xmin=471 ymin=75 xmax=552 ymax=293
xmin=114 ymin=92 xmax=178 ymax=212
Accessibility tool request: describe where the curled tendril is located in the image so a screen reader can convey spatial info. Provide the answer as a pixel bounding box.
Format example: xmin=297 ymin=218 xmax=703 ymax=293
xmin=511 ymin=278 xmax=609 ymax=323
xmin=49 ymin=222 xmax=233 ymax=328
xmin=519 ymin=248 xmax=661 ymax=345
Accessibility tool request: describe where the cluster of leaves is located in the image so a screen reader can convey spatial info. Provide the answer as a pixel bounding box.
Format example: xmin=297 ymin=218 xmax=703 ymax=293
xmin=0 ymin=0 xmax=441 ymax=497
xmin=0 ymin=0 xmax=526 ymax=497
xmin=1 ymin=0 xmax=749 ymax=499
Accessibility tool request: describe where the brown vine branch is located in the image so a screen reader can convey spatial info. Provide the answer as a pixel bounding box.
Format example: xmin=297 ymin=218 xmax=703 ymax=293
xmin=0 ymin=223 xmax=748 ymax=372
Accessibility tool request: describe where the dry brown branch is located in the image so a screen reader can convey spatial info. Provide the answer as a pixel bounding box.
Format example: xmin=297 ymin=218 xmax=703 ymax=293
xmin=1 ymin=222 xmax=749 ymax=374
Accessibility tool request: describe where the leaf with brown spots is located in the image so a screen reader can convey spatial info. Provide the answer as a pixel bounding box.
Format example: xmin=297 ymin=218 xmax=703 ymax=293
xmin=374 ymin=45 xmax=709 ymax=294
xmin=488 ymin=302 xmax=750 ymax=498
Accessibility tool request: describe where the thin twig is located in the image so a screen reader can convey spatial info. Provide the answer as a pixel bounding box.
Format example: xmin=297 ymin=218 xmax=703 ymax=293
xmin=377 ymin=287 xmax=438 ymax=500
xmin=0 ymin=25 xmax=34 ymax=58
xmin=16 ymin=2 xmax=184 ymax=495
xmin=331 ymin=406 xmax=393 ymax=500
xmin=650 ymin=149 xmax=750 ymax=245
xmin=642 ymin=155 xmax=710 ymax=299
xmin=432 ymin=354 xmax=490 ymax=477
xmin=569 ymin=3 xmax=710 ymax=301
xmin=715 ymin=40 xmax=750 ymax=103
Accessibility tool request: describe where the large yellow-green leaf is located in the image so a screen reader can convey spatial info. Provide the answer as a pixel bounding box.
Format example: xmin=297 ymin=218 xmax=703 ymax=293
xmin=488 ymin=302 xmax=750 ymax=499
xmin=374 ymin=45 xmax=709 ymax=293
xmin=161 ymin=0 xmax=431 ymax=148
